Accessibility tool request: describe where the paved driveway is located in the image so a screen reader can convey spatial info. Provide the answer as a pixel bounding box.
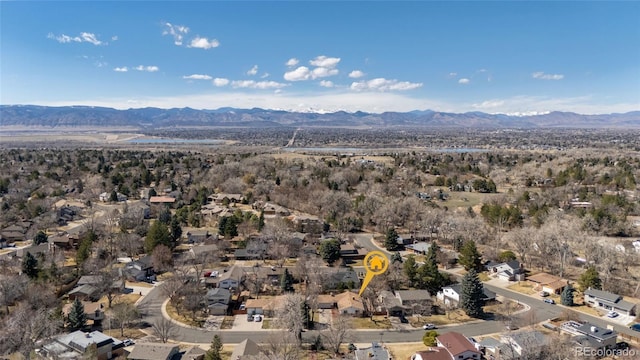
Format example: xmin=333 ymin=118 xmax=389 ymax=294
xmin=232 ymin=315 xmax=265 ymax=331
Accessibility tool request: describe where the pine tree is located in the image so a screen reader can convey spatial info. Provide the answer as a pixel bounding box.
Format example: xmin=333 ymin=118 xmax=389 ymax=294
xmin=68 ymin=298 xmax=87 ymax=331
xmin=280 ymin=268 xmax=294 ymax=292
xmin=403 ymin=255 xmax=418 ymax=287
xmin=22 ymin=252 xmax=39 ymax=279
xmin=384 ymin=228 xmax=400 ymax=251
xmin=460 ymin=268 xmax=484 ymax=318
xmin=391 ymin=252 xmax=403 ymax=263
xmin=145 ymin=220 xmax=171 ymax=253
xmin=578 ymin=266 xmax=602 ymax=290
xmin=459 ymin=240 xmax=483 ymax=272
xmin=34 ymin=230 xmax=48 ymax=245
xmin=204 ymin=334 xmax=223 ymax=360
xmin=170 ymin=216 xmax=182 ymax=246
xmin=561 ymin=283 xmax=575 ymax=306
xmin=258 ymin=210 xmax=265 ymax=231
xmin=301 ymin=301 xmax=311 ymax=329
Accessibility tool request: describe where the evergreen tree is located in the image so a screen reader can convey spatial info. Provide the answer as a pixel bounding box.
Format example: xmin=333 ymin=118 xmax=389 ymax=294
xmin=460 ymin=268 xmax=484 ymax=318
xmin=145 ymin=220 xmax=171 ymax=253
xmin=301 ymin=301 xmax=311 ymax=329
xmin=22 ymin=252 xmax=39 ymax=279
xmin=384 ymin=228 xmax=401 ymax=251
xmin=578 ymin=266 xmax=602 ymax=290
xmin=459 ymin=240 xmax=483 ymax=272
xmin=561 ymin=283 xmax=575 ymax=306
xmin=33 ymin=230 xmax=48 ymax=245
xmin=68 ymin=298 xmax=87 ymax=331
xmin=391 ymin=252 xmax=403 ymax=263
xmin=204 ymin=334 xmax=223 ymax=360
xmin=403 ymin=255 xmax=418 ymax=287
xmin=170 ymin=216 xmax=182 ymax=246
xmin=158 ymin=207 xmax=172 ymax=224
xmin=319 ymin=239 xmax=341 ymax=264
xmin=280 ymin=268 xmax=294 ymax=292
xmin=423 ymin=330 xmax=439 ymax=346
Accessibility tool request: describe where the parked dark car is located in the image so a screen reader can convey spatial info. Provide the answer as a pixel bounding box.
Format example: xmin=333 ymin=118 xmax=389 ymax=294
xmin=630 ymin=324 xmax=640 ymax=332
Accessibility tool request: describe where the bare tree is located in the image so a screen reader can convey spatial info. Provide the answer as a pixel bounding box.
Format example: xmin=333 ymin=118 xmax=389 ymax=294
xmin=161 ymin=276 xmax=186 ymax=308
xmin=152 ymin=317 xmax=176 ymax=343
xmin=109 ymin=301 xmax=139 ymax=337
xmin=256 ymin=331 xmax=302 ymax=360
xmin=0 ymin=274 xmax=27 ymax=315
xmin=0 ymin=305 xmax=62 ymax=357
xmin=152 ymin=244 xmax=173 ymax=273
xmin=322 ymin=314 xmax=352 ymax=355
xmin=274 ymin=293 xmax=306 ymax=345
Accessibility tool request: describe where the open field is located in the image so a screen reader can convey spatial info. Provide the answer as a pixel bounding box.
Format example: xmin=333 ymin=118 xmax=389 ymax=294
xmin=351 ymin=316 xmax=392 ymax=329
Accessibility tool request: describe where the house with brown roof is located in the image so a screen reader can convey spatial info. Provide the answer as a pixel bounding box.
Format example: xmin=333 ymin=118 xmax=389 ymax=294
xmin=335 ymin=291 xmax=366 ymax=316
xmin=435 ymin=332 xmax=482 ymax=359
xmin=527 ymin=272 xmax=568 ymax=295
xmin=245 ymin=296 xmax=286 ymax=317
xmin=149 ymin=196 xmax=176 ymax=204
xmin=128 ymin=343 xmax=180 ymax=360
xmin=231 ymin=338 xmax=261 ymax=360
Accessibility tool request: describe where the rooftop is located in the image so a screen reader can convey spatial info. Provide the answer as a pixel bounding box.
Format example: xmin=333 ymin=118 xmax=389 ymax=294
xmin=436 ymin=332 xmax=479 ymax=357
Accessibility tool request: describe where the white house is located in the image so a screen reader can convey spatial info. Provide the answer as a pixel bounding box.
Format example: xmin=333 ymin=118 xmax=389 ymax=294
xmin=437 ymin=284 xmax=496 ymax=307
xmin=217 ymin=266 xmax=244 ymax=290
xmin=583 ymin=287 xmax=636 ymax=316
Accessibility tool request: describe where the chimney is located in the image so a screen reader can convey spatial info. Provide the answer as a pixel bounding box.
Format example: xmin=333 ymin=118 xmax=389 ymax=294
xmin=590 ymin=326 xmax=597 ymax=333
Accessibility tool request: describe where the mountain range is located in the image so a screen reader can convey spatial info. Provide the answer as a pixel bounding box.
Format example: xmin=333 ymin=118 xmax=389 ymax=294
xmin=1 ymin=105 xmax=639 ymax=129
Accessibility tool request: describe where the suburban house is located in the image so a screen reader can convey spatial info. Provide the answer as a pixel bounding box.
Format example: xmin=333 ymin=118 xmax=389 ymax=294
xmin=572 ymin=322 xmax=618 ymax=351
xmin=395 ymin=290 xmax=432 ymax=315
xmin=234 ymin=246 xmax=267 ymax=260
xmin=436 ymin=284 xmax=496 ymax=307
xmin=499 ymin=330 xmax=548 ymax=359
xmin=257 ymin=266 xmax=286 ymax=286
xmin=40 ymin=330 xmax=125 ymax=360
xmin=1 ymin=223 xmax=28 ymax=243
xmin=406 ymin=242 xmax=431 ymax=255
xmin=128 ymin=201 xmax=151 ymax=219
xmin=16 ymin=242 xmax=52 ymax=258
xmin=323 ymin=268 xmax=361 ymax=290
xmin=260 ymin=202 xmax=291 ymax=216
xmin=478 ymin=337 xmax=513 ymax=360
xmin=216 ymin=266 xmax=244 ymax=290
xmin=206 ymin=288 xmax=231 ymax=315
xmin=62 ymin=301 xmax=106 ymax=325
xmin=182 ymin=346 xmax=206 ymax=360
xmin=436 ymin=332 xmax=482 ymax=359
xmin=49 ymin=232 xmax=79 ymax=249
xmin=209 ymin=193 xmax=244 ymax=205
xmin=378 ymin=290 xmax=406 ymax=316
xmin=190 ymin=244 xmax=220 ymax=259
xmin=149 ymin=196 xmax=177 ymax=204
xmin=526 ymin=272 xmax=568 ymax=295
xmin=245 ymin=296 xmax=285 ymax=317
xmin=583 ymin=287 xmax=637 ymax=316
xmin=69 ymin=277 xmax=101 ymax=302
xmin=335 ymin=291 xmax=366 ymax=316
xmin=124 ymin=256 xmax=155 ymax=282
xmin=99 ymin=192 xmax=127 ymax=202
xmin=485 ymin=260 xmax=525 ymax=281
xmin=231 ymin=338 xmax=261 ymax=359
xmin=288 ymin=214 xmax=324 ymax=233
xmin=354 ymin=343 xmax=391 ymax=360
xmin=128 ymin=343 xmax=180 ymax=360
xmin=340 ymin=244 xmax=367 ymax=263
xmin=186 ymin=230 xmax=212 ymax=244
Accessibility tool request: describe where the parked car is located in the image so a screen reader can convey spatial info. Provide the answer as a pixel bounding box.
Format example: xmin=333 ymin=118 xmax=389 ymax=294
xmin=630 ymin=324 xmax=640 ymax=332
xmin=543 ymin=298 xmax=555 ymax=304
xmin=423 ymin=323 xmax=436 ymax=330
xmin=539 ymin=291 xmax=550 ymax=297
xmin=616 ymin=342 xmax=629 ymax=350
xmin=253 ymin=315 xmax=263 ymax=322
xmin=400 ymin=316 xmax=409 ymax=324
xmin=122 ymin=339 xmax=134 ymax=347
xmin=607 ymin=311 xmax=619 ymax=318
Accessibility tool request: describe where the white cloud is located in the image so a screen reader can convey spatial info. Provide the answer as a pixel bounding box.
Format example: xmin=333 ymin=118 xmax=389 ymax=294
xmin=312 ymin=67 xmax=339 ymax=78
xmin=350 ymin=78 xmax=423 ymax=91
xmin=47 ymin=32 xmax=104 ymax=45
xmin=348 ymin=70 xmax=365 ymax=79
xmin=111 ymin=36 xmax=118 ymax=41
xmin=162 ymin=22 xmax=189 ymax=46
xmin=188 ymin=36 xmax=220 ymax=49
xmin=113 ymin=67 xmax=128 ymax=72
xmin=183 ymin=74 xmax=212 ymax=80
xmin=231 ymin=80 xmax=289 ymax=89
xmin=247 ymin=65 xmax=258 ymax=76
xmin=448 ymin=72 xmax=457 ymax=77
xmin=284 ymin=66 xmax=311 ymax=81
xmin=135 ymin=65 xmax=159 ymax=72
xmin=319 ymin=80 xmax=334 ymax=88
xmin=532 ymin=71 xmax=564 ymax=80
xmin=458 ymin=78 xmax=470 ymax=84
xmin=286 ymin=58 xmax=299 ymax=67
xmin=260 ymin=73 xmax=270 ymax=79
xmin=309 ymin=56 xmax=341 ymax=68
xmin=213 ymin=78 xmax=230 ymax=87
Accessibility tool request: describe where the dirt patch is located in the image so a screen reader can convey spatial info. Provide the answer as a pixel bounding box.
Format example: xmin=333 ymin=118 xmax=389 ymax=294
xmin=507 ymin=282 xmax=536 ymax=295
xmin=409 ymin=309 xmax=473 ymax=327
xmin=103 ymin=328 xmax=147 ymax=340
xmin=351 ymin=316 xmax=392 ymax=329
xmin=387 ymin=343 xmax=428 ymax=360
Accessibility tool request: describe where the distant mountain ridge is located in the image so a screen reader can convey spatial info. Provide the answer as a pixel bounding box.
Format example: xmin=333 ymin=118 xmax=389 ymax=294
xmin=1 ymin=105 xmax=639 ymax=129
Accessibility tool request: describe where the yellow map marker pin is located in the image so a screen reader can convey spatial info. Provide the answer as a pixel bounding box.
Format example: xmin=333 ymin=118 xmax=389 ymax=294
xmin=359 ymin=251 xmax=389 ymax=296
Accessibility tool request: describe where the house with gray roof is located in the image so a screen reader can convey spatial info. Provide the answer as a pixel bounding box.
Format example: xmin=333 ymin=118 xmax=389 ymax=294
xmin=41 ymin=330 xmax=125 ymax=360
xmin=499 ymin=330 xmax=548 ymax=359
xmin=584 ymin=287 xmax=636 ymax=316
xmin=128 ymin=343 xmax=180 ymax=360
xmin=572 ymin=322 xmax=617 ymax=350
xmin=206 ymin=287 xmax=231 ymax=315
xmin=394 ymin=290 xmax=432 ymax=315
xmin=406 ymin=242 xmax=431 ymax=255
xmin=230 ymin=338 xmax=261 ymax=359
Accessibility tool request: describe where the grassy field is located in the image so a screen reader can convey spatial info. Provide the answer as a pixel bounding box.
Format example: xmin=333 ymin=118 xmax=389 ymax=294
xmin=478 ymin=272 xmax=491 ymax=282
xmin=220 ymin=316 xmax=235 ymax=329
xmin=408 ymin=309 xmax=473 ymax=327
xmin=507 ymin=282 xmax=536 ymax=295
xmin=103 ymin=328 xmax=147 ymax=340
xmin=166 ymin=301 xmax=200 ymax=327
xmin=351 ymin=316 xmax=392 ymax=329
xmin=387 ymin=343 xmax=428 ymax=360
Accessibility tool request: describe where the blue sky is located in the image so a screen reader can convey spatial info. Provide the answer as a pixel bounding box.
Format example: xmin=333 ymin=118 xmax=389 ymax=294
xmin=2 ymin=1 xmax=639 ymax=114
